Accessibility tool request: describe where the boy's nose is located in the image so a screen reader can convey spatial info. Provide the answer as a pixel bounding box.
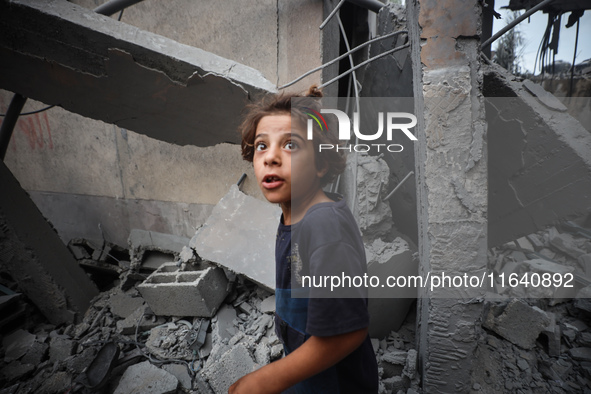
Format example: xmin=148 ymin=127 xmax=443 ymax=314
xmin=264 ymin=145 xmax=281 ymax=165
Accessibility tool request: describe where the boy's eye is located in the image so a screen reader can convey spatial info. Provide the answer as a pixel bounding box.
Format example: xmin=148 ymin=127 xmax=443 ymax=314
xmin=255 ymin=142 xmax=267 ymax=151
xmin=285 ymin=140 xmax=297 ymax=150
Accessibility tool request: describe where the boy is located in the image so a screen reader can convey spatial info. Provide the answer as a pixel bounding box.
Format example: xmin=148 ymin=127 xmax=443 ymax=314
xmin=229 ymin=87 xmax=378 ymax=393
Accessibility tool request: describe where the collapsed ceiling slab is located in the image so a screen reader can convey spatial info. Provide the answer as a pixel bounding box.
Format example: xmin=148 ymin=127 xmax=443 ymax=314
xmin=0 ymin=0 xmax=276 ymax=147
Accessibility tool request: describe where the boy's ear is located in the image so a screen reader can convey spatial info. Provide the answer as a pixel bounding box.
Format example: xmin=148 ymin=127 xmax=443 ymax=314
xmin=316 ymin=159 xmax=329 ymax=179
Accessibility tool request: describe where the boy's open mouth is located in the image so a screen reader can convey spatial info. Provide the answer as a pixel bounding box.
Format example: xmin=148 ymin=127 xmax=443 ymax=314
xmin=262 ymin=174 xmax=284 ymax=188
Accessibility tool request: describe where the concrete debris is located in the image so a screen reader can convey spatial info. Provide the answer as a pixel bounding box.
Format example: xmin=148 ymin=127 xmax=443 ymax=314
xmin=2 ymin=329 xmax=36 ymax=362
xmin=48 ymin=336 xmax=77 ymax=363
xmin=129 ymin=230 xmax=190 ymax=271
xmin=575 ymin=285 xmax=591 ymax=313
xmin=366 ymin=237 xmax=418 ymax=338
xmin=548 ymin=227 xmax=587 ymax=259
xmin=116 ymin=305 xmax=166 ymax=335
xmin=109 ymin=293 xmax=146 ymax=319
xmin=483 ymin=299 xmax=551 ymax=349
xmin=162 ymin=363 xmax=192 ymax=390
xmin=189 ymin=184 xmax=280 ymax=290
xmin=342 ymin=154 xmax=393 ymax=241
xmin=138 ymin=263 xmax=229 ymax=317
xmin=114 ymin=361 xmax=178 ymax=394
xmin=259 ymin=295 xmax=275 ymax=314
xmin=202 ymin=344 xmax=260 ymax=394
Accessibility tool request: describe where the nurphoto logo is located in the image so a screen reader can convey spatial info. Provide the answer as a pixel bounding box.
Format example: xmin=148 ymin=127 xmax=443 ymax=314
xmin=305 ymin=108 xmax=417 ymax=153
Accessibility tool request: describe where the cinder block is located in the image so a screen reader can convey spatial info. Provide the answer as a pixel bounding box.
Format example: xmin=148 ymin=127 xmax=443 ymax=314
xmin=138 ymin=263 xmax=228 ymax=317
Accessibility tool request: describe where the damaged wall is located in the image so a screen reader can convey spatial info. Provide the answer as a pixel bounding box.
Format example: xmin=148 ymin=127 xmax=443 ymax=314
xmin=408 ymin=0 xmax=489 ymax=391
xmin=1 ymin=94 xmax=263 ymax=246
xmin=0 ymin=0 xmax=331 ymax=246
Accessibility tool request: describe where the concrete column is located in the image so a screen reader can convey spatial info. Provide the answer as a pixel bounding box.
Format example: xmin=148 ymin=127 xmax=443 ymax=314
xmin=408 ymin=1 xmax=488 ymax=392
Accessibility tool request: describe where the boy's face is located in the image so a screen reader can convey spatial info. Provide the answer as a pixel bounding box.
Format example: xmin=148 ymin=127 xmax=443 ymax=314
xmin=253 ymin=114 xmax=324 ymax=206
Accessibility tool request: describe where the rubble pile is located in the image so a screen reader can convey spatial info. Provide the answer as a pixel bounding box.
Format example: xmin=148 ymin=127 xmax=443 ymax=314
xmin=475 ymin=222 xmax=591 ymax=392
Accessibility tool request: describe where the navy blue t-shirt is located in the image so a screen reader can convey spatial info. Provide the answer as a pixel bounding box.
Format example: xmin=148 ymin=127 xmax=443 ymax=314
xmin=274 ymin=194 xmax=378 ymax=394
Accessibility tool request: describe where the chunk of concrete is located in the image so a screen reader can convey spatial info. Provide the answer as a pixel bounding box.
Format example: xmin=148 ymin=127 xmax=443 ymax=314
xmin=190 ymin=185 xmax=281 ymax=290
xmin=483 ymin=299 xmax=551 ymax=349
xmin=109 ymin=293 xmax=146 ymax=319
xmin=548 ymin=228 xmax=586 ymax=259
xmin=116 ymin=305 xmax=166 ymax=335
xmin=0 ymin=361 xmax=34 ymax=381
xmin=259 ymin=295 xmax=275 ymax=314
xmin=114 ymin=361 xmax=178 ymax=394
xmin=541 ymin=312 xmax=561 ymax=358
xmin=212 ymin=304 xmax=237 ymax=343
xmin=2 ymin=329 xmax=35 ymax=362
xmin=129 ymin=230 xmax=190 ymax=270
xmin=138 ymin=263 xmax=228 ymax=317
xmin=366 ymin=237 xmax=417 ymax=338
xmin=49 ymin=337 xmax=76 ymax=362
xmin=202 ymin=344 xmax=260 ymax=394
xmin=162 ymin=364 xmax=192 ymax=391
xmin=569 ymin=348 xmax=591 ymax=362
xmin=21 ymin=340 xmax=49 ymax=365
xmin=574 ymin=285 xmax=591 ymax=313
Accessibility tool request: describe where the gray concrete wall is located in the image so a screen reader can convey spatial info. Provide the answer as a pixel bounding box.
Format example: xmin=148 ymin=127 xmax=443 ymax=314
xmin=2 ymin=92 xmax=263 ymax=246
xmin=409 ymin=0 xmax=488 ymax=391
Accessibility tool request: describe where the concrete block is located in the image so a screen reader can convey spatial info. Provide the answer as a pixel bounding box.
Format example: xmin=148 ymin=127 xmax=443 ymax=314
xmin=202 ymin=344 xmax=260 ymax=394
xmin=366 ymin=238 xmax=417 ymax=338
xmin=190 ymin=185 xmax=281 ymax=290
xmin=21 ymin=340 xmax=49 ymax=365
xmin=138 ymin=263 xmax=228 ymax=317
xmin=114 ymin=361 xmax=178 ymax=394
xmin=483 ymin=299 xmax=551 ymax=349
xmin=2 ymin=329 xmax=35 ymax=362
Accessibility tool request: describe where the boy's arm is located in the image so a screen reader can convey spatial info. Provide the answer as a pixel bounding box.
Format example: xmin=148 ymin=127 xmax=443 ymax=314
xmin=228 ymin=326 xmax=368 ymax=394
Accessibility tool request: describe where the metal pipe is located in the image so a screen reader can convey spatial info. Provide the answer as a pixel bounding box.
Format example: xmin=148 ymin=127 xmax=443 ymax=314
xmin=0 ymin=94 xmax=27 ymax=160
xmin=279 ymin=30 xmax=407 ymax=89
xmin=320 ymin=0 xmax=346 ymax=30
xmin=383 ymin=171 xmax=414 ymax=201
xmin=480 ymin=0 xmax=556 ymax=51
xmin=93 ymin=0 xmax=145 ymax=16
xmin=346 ymin=0 xmax=384 ymax=13
xmin=318 ymin=43 xmax=409 ymax=89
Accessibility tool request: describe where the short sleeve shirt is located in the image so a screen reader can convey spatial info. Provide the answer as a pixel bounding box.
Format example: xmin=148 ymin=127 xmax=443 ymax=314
xmin=274 ymin=194 xmax=378 ymax=393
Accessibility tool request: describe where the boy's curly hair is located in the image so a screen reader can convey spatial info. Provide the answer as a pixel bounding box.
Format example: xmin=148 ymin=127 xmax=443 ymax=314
xmin=239 ymin=85 xmax=346 ymax=187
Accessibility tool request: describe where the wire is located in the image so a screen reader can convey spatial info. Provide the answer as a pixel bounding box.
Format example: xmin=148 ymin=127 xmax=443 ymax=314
xmin=320 ymin=0 xmax=345 ymax=30
xmin=0 ymin=105 xmax=55 ymax=117
xmin=278 ymin=30 xmax=407 ymax=90
xmin=318 ymin=44 xmax=410 ymax=89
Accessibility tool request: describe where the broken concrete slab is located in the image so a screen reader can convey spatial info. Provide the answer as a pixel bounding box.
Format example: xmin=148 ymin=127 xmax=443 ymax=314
xmin=202 ymin=344 xmax=260 ymax=394
xmin=116 ymin=305 xmax=166 ymax=336
xmin=2 ymin=329 xmax=35 ymax=362
xmin=366 ymin=237 xmax=417 ymax=338
xmin=114 ymin=361 xmax=178 ymax=394
xmin=212 ymin=304 xmax=238 ymax=343
xmin=569 ymin=348 xmax=591 ymax=362
xmin=548 ymin=228 xmax=586 ymax=259
xmin=161 ymin=364 xmax=192 ymax=391
xmin=259 ymin=295 xmax=275 ymax=314
xmin=483 ymin=299 xmax=551 ymax=349
xmin=0 ymin=361 xmax=34 ymax=382
xmin=129 ymin=230 xmax=190 ymax=270
xmin=484 ymin=65 xmax=591 ymax=246
xmin=190 ymin=184 xmax=281 ymax=290
xmin=0 ymin=162 xmax=99 ymax=325
xmin=109 ymin=293 xmax=146 ymax=319
xmin=0 ymin=0 xmax=276 ymax=148
xmin=49 ymin=336 xmax=76 ymax=363
xmin=574 ymin=285 xmax=591 ymax=313
xmin=138 ymin=263 xmax=228 ymax=317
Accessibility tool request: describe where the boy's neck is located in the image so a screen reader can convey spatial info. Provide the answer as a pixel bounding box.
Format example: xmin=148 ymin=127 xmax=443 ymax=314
xmin=281 ymin=188 xmax=333 ymax=226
